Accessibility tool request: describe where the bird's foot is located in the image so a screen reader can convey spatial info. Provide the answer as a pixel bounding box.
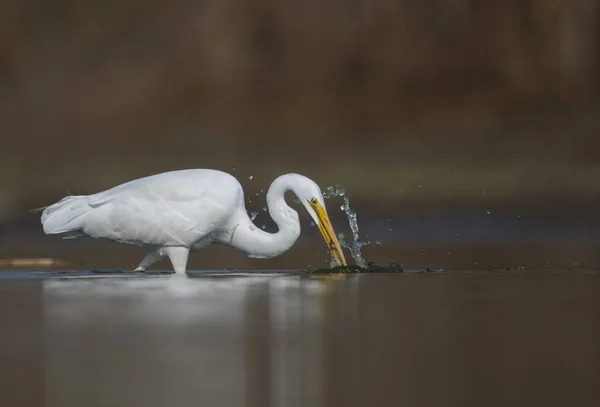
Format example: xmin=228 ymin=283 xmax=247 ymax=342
xmin=133 ymin=267 xmax=146 ymax=272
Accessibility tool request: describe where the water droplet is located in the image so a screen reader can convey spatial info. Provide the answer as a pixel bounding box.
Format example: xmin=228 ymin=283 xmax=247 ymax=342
xmin=337 ymin=232 xmax=350 ymax=249
xmin=248 ymin=176 xmax=253 ymax=180
xmin=340 ymin=205 xmax=344 ymax=210
xmin=310 ymin=220 xmax=316 ymax=227
xmin=323 ymin=186 xmax=336 ymax=199
xmin=335 ymin=185 xmax=345 ymax=196
xmin=293 ymin=197 xmax=301 ymax=205
xmin=250 ymin=211 xmax=258 ymax=221
xmin=261 ymin=224 xmax=266 ymax=230
xmin=232 ymin=167 xmax=236 ymax=171
xmin=375 ymin=238 xmax=383 ymax=246
xmin=486 ymin=211 xmax=491 ymax=215
xmin=262 ymin=206 xmax=268 ymax=212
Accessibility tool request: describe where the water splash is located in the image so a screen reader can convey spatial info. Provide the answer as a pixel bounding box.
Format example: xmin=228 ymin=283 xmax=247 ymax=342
xmin=250 ymin=210 xmax=258 ymax=221
xmin=323 ymin=185 xmax=345 ymax=199
xmin=323 ymin=186 xmax=335 ymax=199
xmin=322 ymin=184 xmax=367 ymax=267
xmin=341 ymin=194 xmax=368 ymax=267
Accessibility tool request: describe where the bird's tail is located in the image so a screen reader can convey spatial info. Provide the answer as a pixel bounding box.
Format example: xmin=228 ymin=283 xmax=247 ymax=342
xmin=40 ymin=195 xmax=91 ymax=235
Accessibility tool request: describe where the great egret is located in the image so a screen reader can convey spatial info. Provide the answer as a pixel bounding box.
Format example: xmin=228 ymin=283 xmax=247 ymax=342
xmin=40 ymin=169 xmax=347 ymax=273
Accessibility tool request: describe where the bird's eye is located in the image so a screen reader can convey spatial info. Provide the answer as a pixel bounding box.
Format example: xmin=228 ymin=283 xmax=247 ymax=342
xmin=310 ymin=198 xmax=318 ymax=204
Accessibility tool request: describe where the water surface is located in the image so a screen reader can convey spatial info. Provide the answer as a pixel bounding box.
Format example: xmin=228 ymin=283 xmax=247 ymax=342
xmin=1 ymin=270 xmax=599 ymax=406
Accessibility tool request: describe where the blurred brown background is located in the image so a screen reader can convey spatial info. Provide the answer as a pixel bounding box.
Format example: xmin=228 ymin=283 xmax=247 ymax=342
xmin=0 ymin=0 xmax=599 ymax=270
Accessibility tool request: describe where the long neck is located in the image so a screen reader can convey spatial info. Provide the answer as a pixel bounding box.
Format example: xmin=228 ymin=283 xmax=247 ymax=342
xmin=228 ymin=176 xmax=301 ymax=258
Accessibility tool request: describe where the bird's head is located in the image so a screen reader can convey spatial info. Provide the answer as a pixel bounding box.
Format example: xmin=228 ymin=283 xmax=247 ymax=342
xmin=286 ymin=174 xmax=347 ymax=267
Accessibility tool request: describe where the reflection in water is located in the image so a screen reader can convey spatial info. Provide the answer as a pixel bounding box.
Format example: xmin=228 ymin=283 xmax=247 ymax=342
xmin=42 ymin=276 xmax=333 ymax=407
xmin=0 ymin=272 xmax=597 ymax=406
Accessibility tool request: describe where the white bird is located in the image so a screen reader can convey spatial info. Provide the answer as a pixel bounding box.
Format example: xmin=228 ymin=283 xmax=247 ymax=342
xmin=40 ymin=169 xmax=347 ymax=273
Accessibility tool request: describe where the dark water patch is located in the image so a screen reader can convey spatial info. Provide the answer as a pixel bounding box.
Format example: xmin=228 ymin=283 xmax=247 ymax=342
xmin=306 ymin=262 xmax=404 ymax=274
xmin=306 ymin=261 xmax=454 ymax=274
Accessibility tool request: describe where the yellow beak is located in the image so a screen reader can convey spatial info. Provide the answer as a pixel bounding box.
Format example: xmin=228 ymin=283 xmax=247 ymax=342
xmin=309 ymin=200 xmax=347 ymax=267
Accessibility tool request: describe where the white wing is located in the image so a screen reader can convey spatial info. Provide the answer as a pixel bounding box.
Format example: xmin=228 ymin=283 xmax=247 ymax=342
xmin=42 ymin=170 xmax=243 ymax=247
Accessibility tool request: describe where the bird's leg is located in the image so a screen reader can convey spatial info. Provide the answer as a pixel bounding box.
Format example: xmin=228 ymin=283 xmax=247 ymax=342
xmin=134 ymin=250 xmax=164 ymax=272
xmin=163 ymin=247 xmax=190 ymax=275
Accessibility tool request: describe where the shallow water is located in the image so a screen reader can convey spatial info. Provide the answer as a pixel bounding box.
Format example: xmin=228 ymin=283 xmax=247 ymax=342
xmin=1 ymin=270 xmax=599 ymax=407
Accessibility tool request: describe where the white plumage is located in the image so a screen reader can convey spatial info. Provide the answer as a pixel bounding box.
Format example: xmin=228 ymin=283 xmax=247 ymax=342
xmin=41 ymin=169 xmax=346 ymax=273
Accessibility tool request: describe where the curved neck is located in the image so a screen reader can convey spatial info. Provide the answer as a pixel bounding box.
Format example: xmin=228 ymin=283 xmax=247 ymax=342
xmin=228 ymin=175 xmax=301 ymax=258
